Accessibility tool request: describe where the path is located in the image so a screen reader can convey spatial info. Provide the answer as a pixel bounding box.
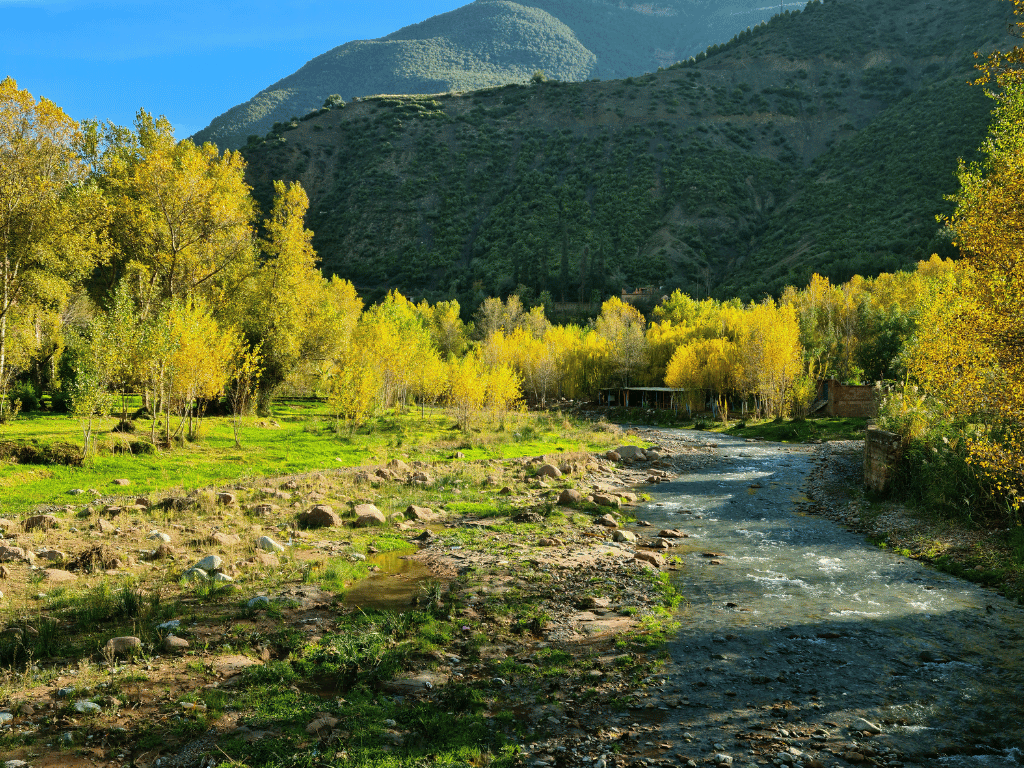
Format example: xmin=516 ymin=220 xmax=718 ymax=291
xmin=623 ymin=429 xmax=1024 ymax=768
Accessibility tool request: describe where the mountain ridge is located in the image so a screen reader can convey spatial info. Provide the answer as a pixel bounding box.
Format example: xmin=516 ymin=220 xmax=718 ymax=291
xmin=193 ymin=0 xmax=799 ymax=150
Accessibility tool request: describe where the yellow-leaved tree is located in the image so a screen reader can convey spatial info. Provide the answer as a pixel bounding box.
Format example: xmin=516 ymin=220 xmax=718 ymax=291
xmin=933 ymin=0 xmax=1024 ymax=515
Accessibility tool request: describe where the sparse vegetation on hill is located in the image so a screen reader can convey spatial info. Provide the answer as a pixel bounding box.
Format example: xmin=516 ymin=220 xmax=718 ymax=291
xmin=239 ymin=0 xmax=1006 ymax=305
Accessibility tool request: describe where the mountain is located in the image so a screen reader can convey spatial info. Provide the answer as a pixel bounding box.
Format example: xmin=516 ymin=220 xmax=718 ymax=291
xmin=193 ymin=0 xmax=810 ymax=151
xmin=239 ymin=0 xmax=1013 ymax=307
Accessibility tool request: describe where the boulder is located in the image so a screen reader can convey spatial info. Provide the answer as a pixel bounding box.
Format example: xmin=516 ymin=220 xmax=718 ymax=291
xmin=195 ymin=555 xmax=222 ymax=572
xmin=43 ymin=568 xmax=75 ymax=582
xmin=658 ymin=529 xmax=688 ymax=539
xmin=209 ymin=531 xmax=240 ymax=546
xmin=614 ymin=445 xmax=647 ymax=460
xmin=596 ymin=514 xmax=618 ymax=528
xmin=98 ymin=519 xmax=117 ymax=534
xmin=36 ymin=548 xmax=66 ymax=564
xmin=592 ymin=493 xmax=621 ymax=508
xmin=299 ymin=505 xmax=343 ymax=529
xmin=257 ymin=536 xmax=285 ymax=553
xmin=557 ymin=489 xmax=582 ymax=506
xmin=354 ymin=504 xmax=386 ymax=527
xmin=181 ymin=567 xmax=208 ymax=582
xmin=105 ymin=636 xmax=142 ymax=657
xmin=148 ymin=530 xmax=171 ymax=543
xmin=306 ymin=714 xmax=339 ymax=736
xmin=411 ymin=471 xmax=432 ymax=484
xmin=387 ymin=459 xmax=409 ymax=472
xmin=24 ymin=514 xmax=58 ymax=532
xmin=162 ymin=634 xmax=190 ymax=653
xmin=536 ymin=463 xmax=562 ymax=479
xmin=404 ymin=505 xmax=436 ymax=522
xmin=612 ymin=529 xmax=636 ymax=543
xmin=217 ymin=492 xmax=237 ymax=505
xmin=604 ymin=450 xmax=621 ymax=462
xmin=0 ymin=545 xmax=32 ymax=564
xmin=633 ymin=551 xmax=664 ymax=568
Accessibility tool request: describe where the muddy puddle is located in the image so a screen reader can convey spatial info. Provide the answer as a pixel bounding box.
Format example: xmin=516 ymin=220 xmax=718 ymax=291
xmin=631 ymin=429 xmax=1024 ymax=767
xmin=342 ymin=550 xmax=436 ymax=611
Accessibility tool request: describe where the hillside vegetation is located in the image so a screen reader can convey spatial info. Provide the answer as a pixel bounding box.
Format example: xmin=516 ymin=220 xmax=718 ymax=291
xmin=239 ymin=0 xmax=1008 ymax=305
xmin=194 ymin=0 xmax=821 ymax=150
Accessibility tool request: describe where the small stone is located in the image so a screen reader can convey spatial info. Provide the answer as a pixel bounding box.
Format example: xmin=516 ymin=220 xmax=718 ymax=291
xmin=112 ymin=478 xmax=131 ymax=486
xmin=411 ymin=471 xmax=432 ymax=484
xmin=593 ymin=493 xmax=621 ymax=508
xmin=843 ymin=752 xmax=867 ymax=764
xmin=43 ymin=568 xmax=76 ymax=582
xmin=217 ymin=492 xmax=237 ymax=505
xmin=247 ymin=595 xmax=271 ymax=609
xmin=604 ymin=450 xmax=621 ymax=462
xmin=104 ymin=636 xmax=142 ymax=657
xmin=74 ymin=700 xmax=102 ymax=714
xmin=713 ymin=755 xmax=733 ymax=767
xmin=257 ymin=536 xmax=285 ymax=553
xmin=212 ymin=572 xmax=234 ymax=582
xmin=536 ymin=463 xmax=562 ymax=479
xmin=596 ymin=514 xmax=618 ymax=528
xmin=613 ymin=529 xmax=636 ymax=543
xmin=98 ymin=518 xmax=117 ymax=534
xmin=0 ymin=565 xmax=8 ymax=579
xmin=0 ymin=712 xmax=11 ymax=724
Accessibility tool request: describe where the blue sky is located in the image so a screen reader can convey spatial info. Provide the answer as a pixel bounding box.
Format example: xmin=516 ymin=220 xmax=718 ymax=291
xmin=1 ymin=0 xmax=467 ymax=138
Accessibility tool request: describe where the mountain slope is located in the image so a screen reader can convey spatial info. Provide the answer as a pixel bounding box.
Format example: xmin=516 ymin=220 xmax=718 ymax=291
xmin=239 ymin=0 xmax=1010 ymax=307
xmin=194 ymin=0 xmax=799 ymax=150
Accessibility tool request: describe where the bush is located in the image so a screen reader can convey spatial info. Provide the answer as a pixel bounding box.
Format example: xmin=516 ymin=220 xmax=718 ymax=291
xmin=9 ymin=381 xmax=40 ymax=412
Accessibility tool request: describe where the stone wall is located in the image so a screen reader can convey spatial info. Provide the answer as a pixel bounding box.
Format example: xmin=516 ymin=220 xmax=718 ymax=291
xmin=827 ymin=380 xmax=877 ymax=418
xmin=864 ymin=427 xmax=903 ymax=493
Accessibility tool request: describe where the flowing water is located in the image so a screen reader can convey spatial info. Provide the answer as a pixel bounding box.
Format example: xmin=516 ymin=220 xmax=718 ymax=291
xmin=633 ymin=430 xmax=1024 ymax=767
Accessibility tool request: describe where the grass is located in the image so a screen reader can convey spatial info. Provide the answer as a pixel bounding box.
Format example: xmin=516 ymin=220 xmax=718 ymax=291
xmin=715 ymin=415 xmax=868 ymax=442
xmin=0 ymin=402 xmax=619 ymax=518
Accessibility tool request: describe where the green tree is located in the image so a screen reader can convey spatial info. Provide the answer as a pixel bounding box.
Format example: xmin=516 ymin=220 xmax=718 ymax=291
xmin=0 ymin=77 xmax=109 ymax=419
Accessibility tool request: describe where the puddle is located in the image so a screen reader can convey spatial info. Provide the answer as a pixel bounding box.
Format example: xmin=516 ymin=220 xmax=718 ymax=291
xmin=343 ymin=551 xmax=437 ymax=611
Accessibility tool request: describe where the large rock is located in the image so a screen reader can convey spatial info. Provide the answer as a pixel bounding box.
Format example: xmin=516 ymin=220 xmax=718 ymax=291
xmin=633 ymin=551 xmax=664 ymax=568
xmin=0 ymin=545 xmax=32 ymax=564
xmin=162 ymin=634 xmax=190 ymax=653
xmin=24 ymin=514 xmax=58 ymax=532
xmin=614 ymin=445 xmax=647 ymax=460
xmin=557 ymin=489 xmax=582 ymax=506
xmin=257 ymin=536 xmax=285 ymax=553
xmin=300 ymin=505 xmax=343 ymax=529
xmin=592 ymin=493 xmax=621 ymax=508
xmin=536 ymin=463 xmax=562 ymax=479
xmin=195 ymin=555 xmax=222 ymax=572
xmin=98 ymin=518 xmax=117 ymax=534
xmin=209 ymin=531 xmax=240 ymax=546
xmin=43 ymin=568 xmax=75 ymax=582
xmin=596 ymin=514 xmax=618 ymax=528
xmin=613 ymin=529 xmax=636 ymax=543
xmin=104 ymin=636 xmax=142 ymax=657
xmin=354 ymin=504 xmax=386 ymax=527
xmin=217 ymin=492 xmax=238 ymax=505
xmin=404 ymin=505 xmax=436 ymax=522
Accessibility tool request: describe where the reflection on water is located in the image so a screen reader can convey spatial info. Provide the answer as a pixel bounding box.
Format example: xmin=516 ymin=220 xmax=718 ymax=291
xmin=343 ymin=550 xmax=436 ymax=611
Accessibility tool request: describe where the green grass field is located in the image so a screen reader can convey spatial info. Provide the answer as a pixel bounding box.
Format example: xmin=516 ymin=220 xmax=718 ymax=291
xmin=0 ymin=401 xmax=625 ymax=518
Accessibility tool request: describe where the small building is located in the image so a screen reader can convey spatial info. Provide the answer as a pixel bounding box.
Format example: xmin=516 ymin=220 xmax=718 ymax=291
xmin=599 ymin=386 xmax=689 ymax=411
xmin=819 ymin=378 xmax=877 ymax=418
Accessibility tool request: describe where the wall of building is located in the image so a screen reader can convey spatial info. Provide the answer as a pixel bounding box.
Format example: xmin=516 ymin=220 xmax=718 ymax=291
xmin=864 ymin=427 xmax=903 ymax=493
xmin=827 ymin=380 xmax=877 ymax=418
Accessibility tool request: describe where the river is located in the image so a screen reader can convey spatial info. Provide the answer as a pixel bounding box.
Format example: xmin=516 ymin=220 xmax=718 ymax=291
xmin=631 ymin=429 xmax=1024 ymax=768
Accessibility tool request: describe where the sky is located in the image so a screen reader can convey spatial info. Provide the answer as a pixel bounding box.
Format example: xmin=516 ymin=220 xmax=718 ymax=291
xmin=1 ymin=0 xmax=469 ymax=139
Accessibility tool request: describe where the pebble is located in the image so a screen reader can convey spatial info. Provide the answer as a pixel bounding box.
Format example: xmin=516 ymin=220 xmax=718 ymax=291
xmin=74 ymin=700 xmax=101 ymax=714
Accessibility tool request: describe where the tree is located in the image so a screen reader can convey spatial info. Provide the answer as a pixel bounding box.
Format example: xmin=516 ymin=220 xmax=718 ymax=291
xmin=0 ymin=77 xmax=108 ymax=418
xmin=596 ymin=297 xmax=648 ymax=387
xmin=97 ymin=110 xmax=255 ymax=309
